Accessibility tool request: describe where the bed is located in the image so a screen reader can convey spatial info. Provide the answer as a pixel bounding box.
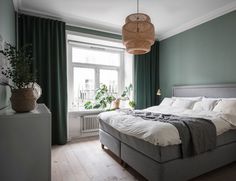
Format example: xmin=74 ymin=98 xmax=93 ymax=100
xmin=98 ymin=84 xmax=236 ymax=181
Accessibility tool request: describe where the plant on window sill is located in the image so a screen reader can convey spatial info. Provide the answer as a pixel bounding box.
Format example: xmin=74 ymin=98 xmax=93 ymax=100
xmin=84 ymin=84 xmax=136 ymax=110
xmin=119 ymin=84 xmax=136 ymax=109
xmin=84 ymin=84 xmax=115 ymax=110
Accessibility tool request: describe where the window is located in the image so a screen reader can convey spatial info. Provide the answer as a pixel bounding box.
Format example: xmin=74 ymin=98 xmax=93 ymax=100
xmin=67 ymin=33 xmax=132 ymax=110
xmin=72 ymin=46 xmax=120 ymax=66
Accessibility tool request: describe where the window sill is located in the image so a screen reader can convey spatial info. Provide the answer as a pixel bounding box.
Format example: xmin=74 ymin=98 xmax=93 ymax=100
xmin=68 ymin=107 xmax=132 ymax=115
xmin=68 ymin=108 xmax=105 ymax=116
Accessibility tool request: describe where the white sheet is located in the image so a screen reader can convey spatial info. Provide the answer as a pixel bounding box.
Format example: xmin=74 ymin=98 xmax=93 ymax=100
xmin=98 ymin=105 xmax=236 ymax=146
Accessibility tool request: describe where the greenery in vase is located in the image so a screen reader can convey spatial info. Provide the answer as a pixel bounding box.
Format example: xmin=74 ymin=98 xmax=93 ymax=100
xmin=120 ymin=84 xmax=136 ymax=109
xmin=0 ymin=43 xmax=36 ymax=90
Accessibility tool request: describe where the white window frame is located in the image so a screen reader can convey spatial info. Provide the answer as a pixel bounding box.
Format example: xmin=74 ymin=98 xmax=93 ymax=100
xmin=67 ymin=37 xmax=125 ymax=110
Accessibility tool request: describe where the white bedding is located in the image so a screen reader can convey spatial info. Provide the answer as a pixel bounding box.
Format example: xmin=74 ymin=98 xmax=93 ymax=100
xmin=98 ymin=105 xmax=236 ymax=147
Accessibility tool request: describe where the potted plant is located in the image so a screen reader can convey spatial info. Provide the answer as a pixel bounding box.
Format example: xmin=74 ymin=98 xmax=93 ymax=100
xmin=84 ymin=84 xmax=115 ymax=110
xmin=0 ymin=43 xmax=40 ymax=112
xmin=84 ymin=84 xmax=135 ymax=110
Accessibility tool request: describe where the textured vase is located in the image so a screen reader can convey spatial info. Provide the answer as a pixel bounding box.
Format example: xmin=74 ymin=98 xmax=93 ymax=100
xmin=10 ymin=88 xmax=37 ymax=113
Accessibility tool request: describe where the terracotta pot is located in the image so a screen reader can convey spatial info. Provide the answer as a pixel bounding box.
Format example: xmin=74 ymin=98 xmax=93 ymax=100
xmin=10 ymin=88 xmax=37 ymax=113
xmin=113 ymin=99 xmax=120 ymax=109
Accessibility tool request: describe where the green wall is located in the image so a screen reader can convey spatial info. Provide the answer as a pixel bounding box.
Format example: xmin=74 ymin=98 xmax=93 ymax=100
xmin=160 ymin=11 xmax=236 ymax=98
xmin=0 ymin=0 xmax=15 ymax=109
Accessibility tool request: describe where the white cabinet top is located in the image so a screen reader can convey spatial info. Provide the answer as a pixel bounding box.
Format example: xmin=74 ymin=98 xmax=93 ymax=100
xmin=0 ymin=104 xmax=51 ymax=119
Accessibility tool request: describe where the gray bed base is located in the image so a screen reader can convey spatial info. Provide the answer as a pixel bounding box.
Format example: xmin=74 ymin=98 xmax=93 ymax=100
xmin=99 ymin=84 xmax=236 ymax=181
xmin=100 ymin=129 xmax=236 ymax=181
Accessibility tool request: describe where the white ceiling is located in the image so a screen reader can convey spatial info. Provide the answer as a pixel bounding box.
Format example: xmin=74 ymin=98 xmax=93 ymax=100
xmin=14 ymin=0 xmax=236 ymax=40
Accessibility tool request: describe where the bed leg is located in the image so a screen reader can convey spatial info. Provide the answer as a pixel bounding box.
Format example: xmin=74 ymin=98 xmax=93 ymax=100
xmin=122 ymin=161 xmax=127 ymax=168
xmin=101 ymin=144 xmax=105 ymax=149
xmin=118 ymin=159 xmax=123 ymax=165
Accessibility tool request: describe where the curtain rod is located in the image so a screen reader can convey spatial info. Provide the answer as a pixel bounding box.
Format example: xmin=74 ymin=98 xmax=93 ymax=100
xmin=18 ymin=9 xmax=62 ymax=22
xmin=68 ymin=40 xmax=125 ymax=51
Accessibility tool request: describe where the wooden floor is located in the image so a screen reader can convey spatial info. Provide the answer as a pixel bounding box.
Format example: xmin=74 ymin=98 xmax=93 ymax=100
xmin=52 ymin=137 xmax=236 ymax=181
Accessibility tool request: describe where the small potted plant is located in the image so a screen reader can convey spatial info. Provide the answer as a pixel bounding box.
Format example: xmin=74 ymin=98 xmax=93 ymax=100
xmin=0 ymin=43 xmax=41 ymax=112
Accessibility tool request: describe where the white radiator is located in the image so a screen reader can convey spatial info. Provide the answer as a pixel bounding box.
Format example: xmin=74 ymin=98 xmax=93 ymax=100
xmin=81 ymin=115 xmax=99 ymax=137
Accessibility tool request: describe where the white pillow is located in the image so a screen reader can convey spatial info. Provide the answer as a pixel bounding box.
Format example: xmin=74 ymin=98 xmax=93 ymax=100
xmin=172 ymin=99 xmax=196 ymax=109
xmin=172 ymin=96 xmax=202 ymax=101
xmin=221 ymin=98 xmax=236 ymax=100
xmin=202 ymin=97 xmax=221 ymax=101
xmin=160 ymin=98 xmax=174 ymax=106
xmin=193 ymin=99 xmax=218 ymax=112
xmin=213 ymin=100 xmax=236 ymax=115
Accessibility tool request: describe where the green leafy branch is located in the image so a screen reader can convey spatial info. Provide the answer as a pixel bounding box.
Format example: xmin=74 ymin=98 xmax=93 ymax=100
xmin=84 ymin=84 xmax=115 ymax=110
xmin=0 ymin=43 xmax=36 ymax=90
xmin=120 ymin=84 xmax=136 ymax=108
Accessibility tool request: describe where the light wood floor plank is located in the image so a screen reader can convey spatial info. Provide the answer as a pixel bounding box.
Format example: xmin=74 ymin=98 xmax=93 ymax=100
xmin=52 ymin=137 xmax=138 ymax=181
xmin=52 ymin=137 xmax=236 ymax=181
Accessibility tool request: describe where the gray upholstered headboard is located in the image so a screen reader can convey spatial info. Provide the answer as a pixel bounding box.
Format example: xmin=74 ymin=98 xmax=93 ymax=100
xmin=172 ymin=84 xmax=236 ymax=98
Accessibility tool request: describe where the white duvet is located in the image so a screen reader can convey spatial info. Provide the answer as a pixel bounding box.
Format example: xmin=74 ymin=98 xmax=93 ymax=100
xmin=98 ymin=105 xmax=236 ymax=146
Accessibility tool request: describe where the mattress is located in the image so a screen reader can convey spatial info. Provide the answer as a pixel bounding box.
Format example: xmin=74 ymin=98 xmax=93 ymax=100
xmin=99 ymin=119 xmax=236 ymax=163
xmin=98 ymin=108 xmax=235 ymax=147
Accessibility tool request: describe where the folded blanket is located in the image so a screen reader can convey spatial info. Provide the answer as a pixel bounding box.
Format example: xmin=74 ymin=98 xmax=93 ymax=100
xmin=132 ymin=111 xmax=217 ymax=157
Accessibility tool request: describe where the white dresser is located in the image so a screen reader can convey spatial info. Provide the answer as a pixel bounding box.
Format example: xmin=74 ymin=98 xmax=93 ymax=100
xmin=0 ymin=104 xmax=51 ymax=181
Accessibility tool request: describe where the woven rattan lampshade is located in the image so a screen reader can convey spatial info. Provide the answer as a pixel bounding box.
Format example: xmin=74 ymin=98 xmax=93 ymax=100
xmin=122 ymin=13 xmax=155 ymax=55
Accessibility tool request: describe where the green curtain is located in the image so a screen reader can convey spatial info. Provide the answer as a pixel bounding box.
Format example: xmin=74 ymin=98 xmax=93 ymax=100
xmin=18 ymin=14 xmax=67 ymax=145
xmin=134 ymin=41 xmax=159 ymax=109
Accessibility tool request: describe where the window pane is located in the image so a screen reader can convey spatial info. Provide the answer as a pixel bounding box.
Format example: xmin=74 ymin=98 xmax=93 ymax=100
xmin=100 ymin=69 xmax=118 ymax=95
xmin=73 ymin=67 xmax=95 ymax=108
xmin=72 ymin=47 xmax=120 ymax=66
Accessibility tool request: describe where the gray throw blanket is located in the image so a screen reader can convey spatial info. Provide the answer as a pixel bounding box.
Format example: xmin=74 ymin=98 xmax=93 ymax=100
xmin=131 ymin=111 xmax=217 ymax=158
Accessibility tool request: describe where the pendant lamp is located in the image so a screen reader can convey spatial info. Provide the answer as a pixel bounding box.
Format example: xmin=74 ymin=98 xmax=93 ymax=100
xmin=122 ymin=0 xmax=155 ymax=55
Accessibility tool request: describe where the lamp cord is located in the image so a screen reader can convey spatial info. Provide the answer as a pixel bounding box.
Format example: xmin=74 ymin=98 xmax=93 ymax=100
xmin=136 ymin=0 xmax=140 ymax=32
xmin=137 ymin=0 xmax=139 ymax=14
